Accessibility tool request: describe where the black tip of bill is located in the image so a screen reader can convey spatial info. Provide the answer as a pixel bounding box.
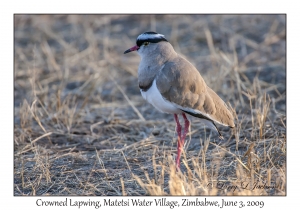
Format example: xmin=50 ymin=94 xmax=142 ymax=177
xmin=124 ymin=49 xmax=131 ymax=54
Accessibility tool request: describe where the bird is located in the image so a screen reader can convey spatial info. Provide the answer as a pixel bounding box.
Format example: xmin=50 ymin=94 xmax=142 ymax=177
xmin=124 ymin=31 xmax=235 ymax=169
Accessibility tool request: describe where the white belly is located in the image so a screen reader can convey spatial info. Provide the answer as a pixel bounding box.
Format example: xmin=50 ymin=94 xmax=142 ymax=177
xmin=140 ymin=79 xmax=182 ymax=114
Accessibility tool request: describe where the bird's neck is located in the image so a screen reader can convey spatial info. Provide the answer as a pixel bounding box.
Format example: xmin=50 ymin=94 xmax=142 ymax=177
xmin=138 ymin=42 xmax=177 ymax=88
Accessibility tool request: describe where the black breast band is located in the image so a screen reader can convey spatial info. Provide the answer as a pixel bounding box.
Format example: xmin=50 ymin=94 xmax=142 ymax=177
xmin=139 ymin=80 xmax=154 ymax=92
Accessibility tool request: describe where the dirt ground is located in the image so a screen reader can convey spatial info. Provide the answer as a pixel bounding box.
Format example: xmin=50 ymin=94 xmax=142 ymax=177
xmin=14 ymin=14 xmax=286 ymax=196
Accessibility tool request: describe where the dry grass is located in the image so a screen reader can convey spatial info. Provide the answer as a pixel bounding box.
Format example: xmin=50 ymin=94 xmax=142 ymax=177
xmin=14 ymin=14 xmax=286 ymax=196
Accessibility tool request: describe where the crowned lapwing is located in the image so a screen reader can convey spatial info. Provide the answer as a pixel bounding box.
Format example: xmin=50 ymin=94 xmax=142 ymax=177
xmin=124 ymin=32 xmax=235 ymax=169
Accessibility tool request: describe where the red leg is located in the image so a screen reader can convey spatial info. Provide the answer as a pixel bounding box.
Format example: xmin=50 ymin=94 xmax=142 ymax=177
xmin=174 ymin=114 xmax=182 ymax=169
xmin=182 ymin=113 xmax=190 ymax=144
xmin=174 ymin=114 xmax=181 ymax=140
xmin=175 ymin=113 xmax=190 ymax=169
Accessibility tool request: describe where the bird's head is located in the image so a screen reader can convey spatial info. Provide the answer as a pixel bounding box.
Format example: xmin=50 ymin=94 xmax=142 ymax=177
xmin=124 ymin=32 xmax=168 ymax=57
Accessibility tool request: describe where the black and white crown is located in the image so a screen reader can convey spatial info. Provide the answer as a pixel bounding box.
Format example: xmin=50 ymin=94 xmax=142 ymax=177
xmin=136 ymin=32 xmax=168 ymax=47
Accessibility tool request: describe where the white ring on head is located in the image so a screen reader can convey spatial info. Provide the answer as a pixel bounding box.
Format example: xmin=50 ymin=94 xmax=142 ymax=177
xmin=137 ymin=33 xmax=165 ymax=41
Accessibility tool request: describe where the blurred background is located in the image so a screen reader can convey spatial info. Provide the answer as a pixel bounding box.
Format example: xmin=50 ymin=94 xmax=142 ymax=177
xmin=14 ymin=15 xmax=286 ymax=195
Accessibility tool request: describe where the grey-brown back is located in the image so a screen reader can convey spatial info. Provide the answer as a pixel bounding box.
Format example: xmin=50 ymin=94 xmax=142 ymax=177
xmin=156 ymin=54 xmax=235 ymax=128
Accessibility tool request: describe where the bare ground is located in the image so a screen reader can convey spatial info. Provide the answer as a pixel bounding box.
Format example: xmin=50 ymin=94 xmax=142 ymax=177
xmin=14 ymin=14 xmax=286 ymax=196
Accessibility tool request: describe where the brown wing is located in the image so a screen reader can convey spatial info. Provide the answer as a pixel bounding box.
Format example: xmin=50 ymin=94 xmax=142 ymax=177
xmin=156 ymin=55 xmax=235 ymax=128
